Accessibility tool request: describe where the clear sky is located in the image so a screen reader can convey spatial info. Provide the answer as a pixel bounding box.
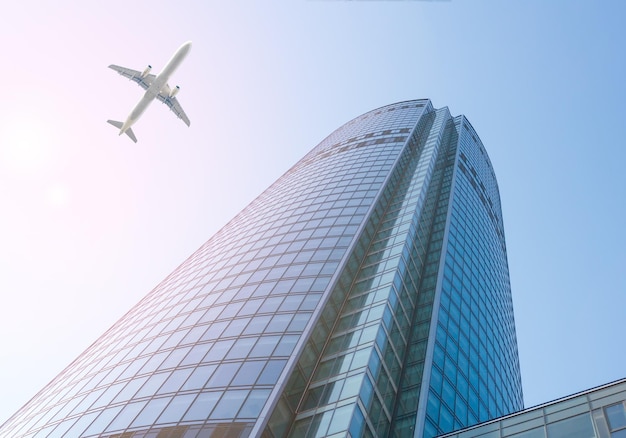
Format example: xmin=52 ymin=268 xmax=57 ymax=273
xmin=1 ymin=0 xmax=625 ymax=426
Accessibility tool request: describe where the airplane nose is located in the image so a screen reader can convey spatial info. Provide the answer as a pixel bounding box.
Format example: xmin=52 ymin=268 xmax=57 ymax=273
xmin=176 ymin=41 xmax=192 ymax=56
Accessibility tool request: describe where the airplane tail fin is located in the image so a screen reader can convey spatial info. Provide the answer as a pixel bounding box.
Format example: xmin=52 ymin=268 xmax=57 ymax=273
xmin=107 ymin=120 xmax=138 ymax=143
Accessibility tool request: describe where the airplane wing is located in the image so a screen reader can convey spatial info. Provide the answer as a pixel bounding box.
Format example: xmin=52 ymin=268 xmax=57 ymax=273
xmin=108 ymin=64 xmax=156 ymax=90
xmin=156 ymin=92 xmax=191 ymax=127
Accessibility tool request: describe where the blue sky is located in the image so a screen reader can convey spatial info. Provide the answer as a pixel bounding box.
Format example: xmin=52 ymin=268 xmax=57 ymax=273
xmin=0 ymin=0 xmax=624 ymax=425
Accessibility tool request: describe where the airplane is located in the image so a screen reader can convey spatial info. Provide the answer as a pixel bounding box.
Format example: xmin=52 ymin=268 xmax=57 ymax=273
xmin=107 ymin=41 xmax=192 ymax=143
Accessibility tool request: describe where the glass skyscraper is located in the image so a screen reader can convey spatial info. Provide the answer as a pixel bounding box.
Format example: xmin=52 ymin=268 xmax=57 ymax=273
xmin=0 ymin=99 xmax=523 ymax=438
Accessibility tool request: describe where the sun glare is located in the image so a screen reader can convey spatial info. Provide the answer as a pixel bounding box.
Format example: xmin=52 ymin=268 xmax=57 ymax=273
xmin=0 ymin=121 xmax=52 ymax=174
xmin=45 ymin=183 xmax=70 ymax=207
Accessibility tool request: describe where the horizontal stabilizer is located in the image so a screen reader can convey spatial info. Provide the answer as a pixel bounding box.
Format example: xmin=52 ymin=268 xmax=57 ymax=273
xmin=107 ymin=120 xmax=123 ymax=129
xmin=107 ymin=120 xmax=138 ymax=143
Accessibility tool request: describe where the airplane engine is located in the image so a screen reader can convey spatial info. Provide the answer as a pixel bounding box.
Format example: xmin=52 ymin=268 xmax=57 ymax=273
xmin=140 ymin=65 xmax=152 ymax=78
xmin=169 ymin=85 xmax=180 ymax=98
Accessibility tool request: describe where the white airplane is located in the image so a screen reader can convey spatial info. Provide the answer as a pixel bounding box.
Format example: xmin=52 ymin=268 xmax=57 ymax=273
xmin=107 ymin=41 xmax=192 ymax=143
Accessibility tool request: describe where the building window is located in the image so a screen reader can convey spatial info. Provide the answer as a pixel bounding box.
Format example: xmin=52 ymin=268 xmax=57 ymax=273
xmin=605 ymin=402 xmax=626 ymax=436
xmin=546 ymin=413 xmax=595 ymax=438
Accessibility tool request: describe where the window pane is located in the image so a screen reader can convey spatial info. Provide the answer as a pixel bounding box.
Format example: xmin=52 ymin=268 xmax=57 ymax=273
xmin=511 ymin=427 xmax=546 ymax=438
xmin=203 ymin=339 xmax=235 ymax=362
xmin=258 ymin=360 xmax=286 ymax=385
xmin=105 ymin=401 xmax=147 ymax=432
xmin=135 ymin=372 xmax=171 ymax=398
xmin=232 ymin=361 xmax=266 ymax=385
xmin=183 ymin=392 xmax=220 ymax=421
xmin=349 ymin=405 xmax=365 ymax=438
xmin=606 ymin=403 xmax=626 ymax=430
xmin=211 ymin=390 xmax=249 ymax=419
xmin=226 ymin=337 xmax=257 ymax=360
xmin=63 ymin=411 xmax=99 ymax=437
xmin=111 ymin=376 xmax=148 ymax=404
xmin=327 ymin=404 xmax=353 ymax=434
xmin=547 ymin=413 xmax=595 ymax=438
xmin=238 ymin=390 xmax=271 ymax=418
xmin=130 ymin=397 xmax=171 ymax=427
xmin=182 ymin=365 xmax=217 ymax=391
xmin=157 ymin=394 xmax=196 ymax=424
xmin=92 ymin=382 xmax=126 ymax=408
xmin=206 ymin=362 xmax=241 ymax=388
xmin=249 ymin=336 xmax=280 ymax=357
xmin=82 ymin=406 xmax=123 ymax=436
xmin=273 ymin=335 xmax=298 ymax=356
xmin=157 ymin=368 xmax=193 ymax=394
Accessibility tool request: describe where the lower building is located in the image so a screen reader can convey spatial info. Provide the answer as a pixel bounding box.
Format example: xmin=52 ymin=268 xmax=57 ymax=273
xmin=438 ymin=378 xmax=626 ymax=438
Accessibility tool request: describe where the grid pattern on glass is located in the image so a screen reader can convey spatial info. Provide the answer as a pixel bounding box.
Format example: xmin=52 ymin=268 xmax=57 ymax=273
xmin=438 ymin=379 xmax=626 ymax=438
xmin=389 ymin=113 xmax=459 ymax=437
xmin=262 ymin=102 xmax=437 ymax=438
xmin=422 ymin=116 xmax=523 ymax=438
xmin=283 ymin=108 xmax=451 ymax=438
xmin=0 ymin=101 xmax=428 ymax=438
xmin=351 ymin=108 xmax=456 ymax=438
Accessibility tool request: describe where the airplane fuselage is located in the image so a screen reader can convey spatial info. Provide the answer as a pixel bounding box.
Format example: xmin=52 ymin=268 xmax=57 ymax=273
xmin=119 ymin=41 xmax=192 ymax=135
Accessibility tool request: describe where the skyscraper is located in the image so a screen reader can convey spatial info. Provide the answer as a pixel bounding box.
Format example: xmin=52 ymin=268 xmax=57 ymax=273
xmin=0 ymin=99 xmax=523 ymax=438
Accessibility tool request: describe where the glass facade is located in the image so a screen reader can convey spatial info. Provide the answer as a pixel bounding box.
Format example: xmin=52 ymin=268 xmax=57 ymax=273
xmin=0 ymin=99 xmax=522 ymax=438
xmin=439 ymin=379 xmax=626 ymax=438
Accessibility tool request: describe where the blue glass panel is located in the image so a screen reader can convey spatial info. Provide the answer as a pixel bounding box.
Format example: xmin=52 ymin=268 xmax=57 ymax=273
xmin=257 ymin=360 xmax=287 ymax=385
xmin=238 ymin=390 xmax=271 ymax=418
xmin=105 ymin=401 xmax=147 ymax=432
xmin=546 ymin=413 xmax=594 ymax=438
xmin=250 ymin=336 xmax=280 ymax=357
xmin=232 ymin=361 xmax=266 ymax=386
xmin=130 ymin=397 xmax=171 ymax=427
xmin=157 ymin=368 xmax=193 ymax=394
xmin=63 ymin=411 xmax=99 ymax=437
xmin=349 ymin=405 xmax=366 ymax=438
xmin=135 ymin=372 xmax=170 ymax=398
xmin=327 ymin=404 xmax=353 ymax=435
xmin=606 ymin=403 xmax=626 ymax=430
xmin=183 ymin=392 xmax=221 ymax=421
xmin=157 ymin=394 xmax=196 ymax=424
xmin=82 ymin=406 xmax=123 ymax=436
xmin=210 ymin=390 xmax=249 ymax=419
xmin=206 ymin=362 xmax=241 ymax=388
xmin=274 ymin=335 xmax=299 ymax=356
xmin=182 ymin=364 xmax=217 ymax=391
